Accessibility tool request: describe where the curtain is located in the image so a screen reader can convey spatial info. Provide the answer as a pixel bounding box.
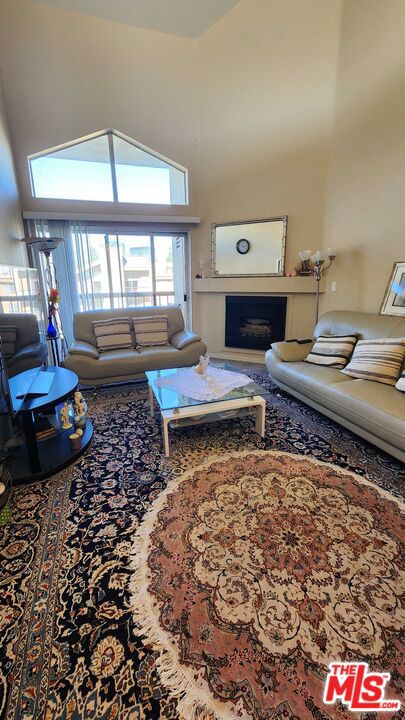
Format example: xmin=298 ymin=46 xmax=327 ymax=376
xmin=25 ymin=219 xmax=80 ymax=347
xmin=71 ymin=222 xmax=98 ymax=311
xmin=47 ymin=220 xmax=81 ymax=346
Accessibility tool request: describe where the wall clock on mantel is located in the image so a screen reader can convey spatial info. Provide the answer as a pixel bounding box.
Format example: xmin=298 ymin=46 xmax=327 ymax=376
xmin=236 ymin=238 xmax=250 ymax=254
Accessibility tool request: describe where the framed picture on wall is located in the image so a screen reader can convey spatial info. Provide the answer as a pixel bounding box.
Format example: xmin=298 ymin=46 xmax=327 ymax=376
xmin=380 ymin=261 xmax=405 ymax=316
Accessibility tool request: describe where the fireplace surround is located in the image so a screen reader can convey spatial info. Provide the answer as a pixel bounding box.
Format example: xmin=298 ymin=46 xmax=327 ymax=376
xmin=225 ymin=295 xmax=287 ymax=350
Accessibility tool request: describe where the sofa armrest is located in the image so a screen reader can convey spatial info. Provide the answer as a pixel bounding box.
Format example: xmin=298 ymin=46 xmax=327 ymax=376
xmin=170 ymin=330 xmax=201 ymax=350
xmin=10 ymin=341 xmax=47 ymax=363
xmin=68 ymin=340 xmax=99 ymax=359
xmin=271 ymin=340 xmax=313 ymax=362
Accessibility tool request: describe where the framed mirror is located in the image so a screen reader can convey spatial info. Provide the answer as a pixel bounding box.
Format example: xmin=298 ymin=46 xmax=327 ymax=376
xmin=211 ymin=216 xmax=287 ymax=277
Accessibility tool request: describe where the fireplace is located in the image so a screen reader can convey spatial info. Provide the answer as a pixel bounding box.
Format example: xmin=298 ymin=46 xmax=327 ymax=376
xmin=225 ymin=296 xmax=287 ymax=350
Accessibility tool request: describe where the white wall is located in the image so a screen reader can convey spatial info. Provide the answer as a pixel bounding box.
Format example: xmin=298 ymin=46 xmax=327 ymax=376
xmin=192 ymin=0 xmax=342 ymax=353
xmin=1 ymin=0 xmax=402 ymax=352
xmin=321 ymin=0 xmax=405 ymax=314
xmin=0 ymin=0 xmax=200 ymax=219
xmin=194 ymin=0 xmax=343 ymax=275
xmin=0 ymin=73 xmax=26 ymax=266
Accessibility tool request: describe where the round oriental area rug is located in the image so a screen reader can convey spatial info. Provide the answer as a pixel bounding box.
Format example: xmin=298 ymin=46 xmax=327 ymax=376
xmin=130 ymin=451 xmax=404 ymax=720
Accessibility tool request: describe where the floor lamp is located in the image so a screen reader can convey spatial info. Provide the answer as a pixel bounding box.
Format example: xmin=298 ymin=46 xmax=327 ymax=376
xmin=311 ymin=249 xmax=336 ymax=324
xmin=22 ymin=236 xmax=67 ymax=358
xmin=298 ymin=248 xmax=336 ymax=324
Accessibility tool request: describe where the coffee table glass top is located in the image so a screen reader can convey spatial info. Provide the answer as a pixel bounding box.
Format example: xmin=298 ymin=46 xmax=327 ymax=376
xmin=146 ymin=363 xmax=268 ymax=411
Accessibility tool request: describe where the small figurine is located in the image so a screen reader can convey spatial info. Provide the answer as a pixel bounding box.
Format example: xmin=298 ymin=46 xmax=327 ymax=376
xmin=74 ymin=391 xmax=87 ymax=419
xmin=75 ymin=416 xmax=86 ymax=430
xmin=60 ymin=402 xmax=73 ymax=430
xmin=195 ymin=354 xmax=210 ymax=376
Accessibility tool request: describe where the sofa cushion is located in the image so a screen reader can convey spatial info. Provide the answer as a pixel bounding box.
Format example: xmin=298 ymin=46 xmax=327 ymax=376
xmin=305 ymin=335 xmax=357 ymax=368
xmin=325 ymin=379 xmax=405 ymax=450
xmin=0 ymin=325 xmax=17 ymax=359
xmin=342 ymin=338 xmax=405 ymax=385
xmin=270 ymin=359 xmax=352 ymax=393
xmin=92 ymin=317 xmax=133 ymax=353
xmin=96 ymin=348 xmax=144 ymax=375
xmin=133 ymin=315 xmax=168 ymax=347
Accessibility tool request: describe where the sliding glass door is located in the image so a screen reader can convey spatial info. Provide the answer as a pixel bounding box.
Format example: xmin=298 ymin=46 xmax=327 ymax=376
xmin=72 ymin=229 xmax=188 ymax=320
xmin=28 ymin=219 xmax=191 ymax=345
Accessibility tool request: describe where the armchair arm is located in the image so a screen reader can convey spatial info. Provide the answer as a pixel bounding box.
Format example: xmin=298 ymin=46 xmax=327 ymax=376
xmin=10 ymin=341 xmax=47 ymax=363
xmin=68 ymin=340 xmax=99 ymax=359
xmin=170 ymin=329 xmax=201 ymax=350
xmin=271 ymin=339 xmax=313 ymax=362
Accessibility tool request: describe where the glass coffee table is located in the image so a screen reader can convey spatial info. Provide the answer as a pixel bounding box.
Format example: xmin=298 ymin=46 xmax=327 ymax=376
xmin=146 ymin=365 xmax=267 ymax=457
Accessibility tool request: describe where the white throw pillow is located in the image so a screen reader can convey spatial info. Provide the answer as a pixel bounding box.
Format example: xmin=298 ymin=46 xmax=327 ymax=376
xmin=396 ymin=370 xmax=405 ymax=392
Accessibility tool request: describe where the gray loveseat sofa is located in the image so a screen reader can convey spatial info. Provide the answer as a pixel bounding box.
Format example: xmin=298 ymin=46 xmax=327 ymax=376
xmin=265 ymin=310 xmax=405 ymax=462
xmin=63 ymin=305 xmax=207 ymax=386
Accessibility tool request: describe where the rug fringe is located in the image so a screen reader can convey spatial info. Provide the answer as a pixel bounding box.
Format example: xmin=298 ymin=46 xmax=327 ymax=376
xmin=129 ymin=449 xmax=404 ymax=720
xmin=129 ymin=536 xmax=237 ymax=720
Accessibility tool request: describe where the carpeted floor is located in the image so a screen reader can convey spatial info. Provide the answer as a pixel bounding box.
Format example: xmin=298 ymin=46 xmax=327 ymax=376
xmin=1 ymin=364 xmax=404 ymax=720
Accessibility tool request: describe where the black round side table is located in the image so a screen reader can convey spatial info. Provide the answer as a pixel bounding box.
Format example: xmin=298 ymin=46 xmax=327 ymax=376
xmin=7 ymin=366 xmax=93 ymax=485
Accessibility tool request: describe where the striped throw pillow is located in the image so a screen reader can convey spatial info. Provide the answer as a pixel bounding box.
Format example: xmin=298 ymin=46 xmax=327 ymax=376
xmin=0 ymin=325 xmax=17 ymax=360
xmin=342 ymin=338 xmax=405 ymax=386
xmin=133 ymin=315 xmax=168 ymax=347
xmin=305 ymin=335 xmax=357 ymax=368
xmin=395 ymin=370 xmax=405 ymax=392
xmin=92 ymin=317 xmax=133 ymax=353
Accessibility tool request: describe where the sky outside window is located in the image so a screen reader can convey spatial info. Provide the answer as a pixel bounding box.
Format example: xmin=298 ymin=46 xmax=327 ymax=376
xmin=29 ymin=131 xmax=187 ymax=204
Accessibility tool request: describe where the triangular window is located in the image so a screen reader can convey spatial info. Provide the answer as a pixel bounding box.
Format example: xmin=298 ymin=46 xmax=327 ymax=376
xmin=28 ymin=129 xmax=188 ymax=205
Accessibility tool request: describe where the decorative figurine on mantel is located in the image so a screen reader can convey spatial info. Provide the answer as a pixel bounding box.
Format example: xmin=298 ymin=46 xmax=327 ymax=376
xmin=60 ymin=402 xmax=73 ymax=430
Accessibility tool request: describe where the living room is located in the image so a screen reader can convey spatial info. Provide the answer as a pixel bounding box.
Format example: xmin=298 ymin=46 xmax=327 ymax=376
xmin=0 ymin=1 xmax=404 ymax=718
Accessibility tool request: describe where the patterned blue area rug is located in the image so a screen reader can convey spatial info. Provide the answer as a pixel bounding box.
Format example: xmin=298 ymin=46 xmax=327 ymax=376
xmin=1 ymin=365 xmax=403 ymax=720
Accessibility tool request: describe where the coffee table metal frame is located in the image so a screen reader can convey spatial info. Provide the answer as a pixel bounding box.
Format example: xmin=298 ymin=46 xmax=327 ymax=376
xmin=148 ymin=382 xmax=266 ymax=457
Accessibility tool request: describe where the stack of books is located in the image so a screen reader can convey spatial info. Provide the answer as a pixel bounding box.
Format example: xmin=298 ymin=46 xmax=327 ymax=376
xmin=35 ymin=415 xmax=56 ymax=441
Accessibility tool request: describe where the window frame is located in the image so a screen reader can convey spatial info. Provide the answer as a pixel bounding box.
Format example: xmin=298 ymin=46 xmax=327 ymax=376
xmin=28 ymin=128 xmax=189 ymax=206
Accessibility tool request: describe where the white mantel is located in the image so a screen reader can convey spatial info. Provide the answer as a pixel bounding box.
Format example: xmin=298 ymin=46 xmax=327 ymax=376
xmin=192 ymin=276 xmax=325 ymax=363
xmin=193 ymin=276 xmax=325 ymax=294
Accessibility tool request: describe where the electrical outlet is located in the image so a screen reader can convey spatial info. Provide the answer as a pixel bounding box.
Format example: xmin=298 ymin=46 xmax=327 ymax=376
xmin=331 ymin=281 xmax=338 ymax=292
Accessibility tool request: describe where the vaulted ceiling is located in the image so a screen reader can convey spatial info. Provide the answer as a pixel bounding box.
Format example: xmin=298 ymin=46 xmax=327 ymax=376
xmin=29 ymin=0 xmax=241 ymax=37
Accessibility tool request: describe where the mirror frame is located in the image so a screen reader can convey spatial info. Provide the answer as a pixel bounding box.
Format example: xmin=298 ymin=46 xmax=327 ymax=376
xmin=211 ymin=215 xmax=288 ymax=278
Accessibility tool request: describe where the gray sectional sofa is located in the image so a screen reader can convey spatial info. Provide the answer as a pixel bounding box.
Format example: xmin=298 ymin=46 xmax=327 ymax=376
xmin=63 ymin=305 xmax=206 ymax=386
xmin=265 ymin=310 xmax=405 ymax=462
